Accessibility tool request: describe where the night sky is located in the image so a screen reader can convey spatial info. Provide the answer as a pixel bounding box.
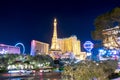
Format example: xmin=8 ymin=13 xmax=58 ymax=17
xmin=0 ymin=0 xmax=120 ymax=53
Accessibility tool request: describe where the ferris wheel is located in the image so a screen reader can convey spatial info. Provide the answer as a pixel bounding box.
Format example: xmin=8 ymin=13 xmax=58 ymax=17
xmin=15 ymin=43 xmax=25 ymax=54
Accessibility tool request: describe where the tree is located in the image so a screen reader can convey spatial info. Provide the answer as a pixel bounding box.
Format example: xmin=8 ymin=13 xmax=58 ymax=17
xmin=62 ymin=60 xmax=117 ymax=80
xmin=92 ymin=7 xmax=120 ymax=48
xmin=93 ymin=7 xmax=120 ymax=40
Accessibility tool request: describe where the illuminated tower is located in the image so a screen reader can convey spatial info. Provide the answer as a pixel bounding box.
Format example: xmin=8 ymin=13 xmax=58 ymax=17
xmin=50 ymin=18 xmax=60 ymax=51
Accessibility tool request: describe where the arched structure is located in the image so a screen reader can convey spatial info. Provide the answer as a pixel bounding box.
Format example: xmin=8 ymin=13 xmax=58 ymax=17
xmin=15 ymin=43 xmax=25 ymax=54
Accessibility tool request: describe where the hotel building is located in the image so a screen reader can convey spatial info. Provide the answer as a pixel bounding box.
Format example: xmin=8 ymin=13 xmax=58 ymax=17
xmin=0 ymin=44 xmax=20 ymax=54
xmin=30 ymin=40 xmax=49 ymax=56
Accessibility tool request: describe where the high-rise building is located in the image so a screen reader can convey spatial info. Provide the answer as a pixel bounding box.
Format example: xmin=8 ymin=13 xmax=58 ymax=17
xmin=0 ymin=44 xmax=20 ymax=54
xmin=49 ymin=18 xmax=86 ymax=60
xmin=102 ymin=26 xmax=120 ymax=49
xmin=58 ymin=36 xmax=81 ymax=56
xmin=30 ymin=40 xmax=49 ymax=56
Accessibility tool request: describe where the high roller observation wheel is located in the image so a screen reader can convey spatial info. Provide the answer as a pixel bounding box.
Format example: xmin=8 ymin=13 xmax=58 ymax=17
xmin=15 ymin=43 xmax=25 ymax=54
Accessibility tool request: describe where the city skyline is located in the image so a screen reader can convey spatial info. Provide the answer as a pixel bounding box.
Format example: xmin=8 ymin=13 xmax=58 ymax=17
xmin=0 ymin=0 xmax=120 ymax=53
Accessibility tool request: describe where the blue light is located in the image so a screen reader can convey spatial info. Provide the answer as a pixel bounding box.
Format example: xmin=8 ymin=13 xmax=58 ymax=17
xmin=15 ymin=43 xmax=25 ymax=54
xmin=98 ymin=49 xmax=106 ymax=55
xmin=83 ymin=41 xmax=94 ymax=52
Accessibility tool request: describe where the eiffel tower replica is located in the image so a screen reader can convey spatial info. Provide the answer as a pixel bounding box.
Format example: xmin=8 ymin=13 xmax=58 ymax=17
xmin=49 ymin=18 xmax=61 ymax=54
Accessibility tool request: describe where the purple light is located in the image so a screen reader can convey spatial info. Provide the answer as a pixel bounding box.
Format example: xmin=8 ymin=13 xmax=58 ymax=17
xmin=83 ymin=41 xmax=94 ymax=52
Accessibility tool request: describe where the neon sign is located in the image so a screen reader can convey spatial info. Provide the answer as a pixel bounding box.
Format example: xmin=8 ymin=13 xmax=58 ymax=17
xmin=83 ymin=41 xmax=94 ymax=52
